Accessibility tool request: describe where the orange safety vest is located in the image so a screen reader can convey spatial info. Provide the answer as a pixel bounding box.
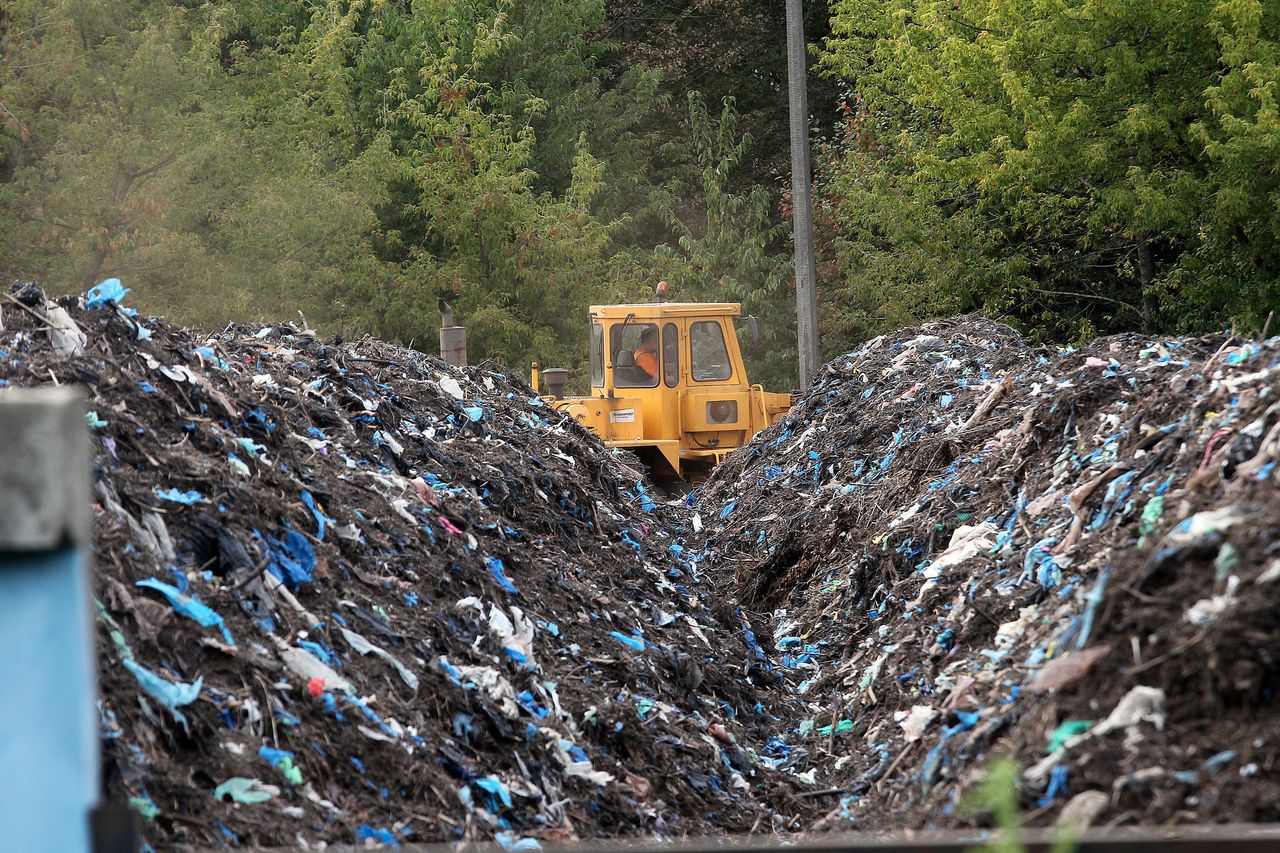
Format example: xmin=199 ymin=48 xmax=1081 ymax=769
xmin=634 ymin=348 xmax=658 ymax=377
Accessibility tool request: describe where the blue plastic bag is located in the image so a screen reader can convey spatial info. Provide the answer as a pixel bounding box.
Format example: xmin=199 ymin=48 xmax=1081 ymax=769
xmin=135 ymin=578 xmax=233 ymax=644
xmin=85 ymin=278 xmax=130 ymax=310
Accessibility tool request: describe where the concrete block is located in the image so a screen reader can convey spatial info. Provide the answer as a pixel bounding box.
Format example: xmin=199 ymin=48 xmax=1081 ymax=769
xmin=0 ymin=385 xmax=91 ymax=550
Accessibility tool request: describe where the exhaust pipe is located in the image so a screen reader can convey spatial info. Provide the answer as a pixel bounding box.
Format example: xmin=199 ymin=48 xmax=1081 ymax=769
xmin=438 ymin=299 xmax=467 ymax=367
xmin=541 ymin=368 xmax=568 ymax=400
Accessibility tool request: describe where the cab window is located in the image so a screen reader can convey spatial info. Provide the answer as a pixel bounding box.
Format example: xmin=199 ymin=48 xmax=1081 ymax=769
xmin=690 ymin=321 xmax=732 ymax=381
xmin=662 ymin=323 xmax=680 ymax=387
xmin=589 ymin=322 xmax=604 ymax=387
xmin=611 ymin=323 xmax=659 ymax=388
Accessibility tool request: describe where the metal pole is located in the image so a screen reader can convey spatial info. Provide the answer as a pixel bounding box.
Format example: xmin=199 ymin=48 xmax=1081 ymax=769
xmin=786 ymin=0 xmax=821 ymax=389
xmin=0 ymin=386 xmax=98 ymax=853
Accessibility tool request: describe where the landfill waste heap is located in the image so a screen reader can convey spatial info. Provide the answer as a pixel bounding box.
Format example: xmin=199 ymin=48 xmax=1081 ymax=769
xmin=0 ymin=281 xmax=821 ymax=850
xmin=6 ymin=280 xmax=1280 ymax=847
xmin=696 ymin=315 xmax=1280 ymax=831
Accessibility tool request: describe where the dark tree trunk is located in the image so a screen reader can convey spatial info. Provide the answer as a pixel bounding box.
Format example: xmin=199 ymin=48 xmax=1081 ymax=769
xmin=1138 ymin=237 xmax=1157 ymax=332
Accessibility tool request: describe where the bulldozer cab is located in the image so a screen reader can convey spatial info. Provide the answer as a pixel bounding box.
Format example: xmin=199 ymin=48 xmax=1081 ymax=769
xmin=538 ymin=302 xmax=792 ymax=484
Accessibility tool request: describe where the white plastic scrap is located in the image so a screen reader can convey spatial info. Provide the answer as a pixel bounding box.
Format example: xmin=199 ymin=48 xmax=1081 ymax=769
xmin=1162 ymin=505 xmax=1248 ymax=548
xmin=373 ymin=430 xmax=404 ymax=455
xmin=888 ymin=501 xmax=923 ymax=529
xmin=272 ymin=636 xmax=353 ymax=694
xmin=896 ymin=704 xmax=939 ymax=743
xmin=922 ymin=522 xmax=999 ymax=578
xmin=456 ymin=597 xmax=539 ymax=667
xmin=1028 ymin=686 xmax=1166 ymax=783
xmin=455 ymin=596 xmax=484 ymax=614
xmin=1257 ymin=559 xmax=1280 ymax=585
xmin=906 ymin=334 xmax=946 ymax=352
xmin=546 ymin=735 xmax=614 ymax=786
xmin=96 ymin=483 xmax=170 ymax=560
xmin=449 ymin=661 xmax=522 ymax=718
xmin=438 ymin=376 xmax=465 ymax=400
xmin=683 ymin=614 xmax=713 ymax=648
xmin=159 ymin=363 xmax=199 ymax=384
xmin=140 ymin=512 xmax=177 ymax=563
xmin=341 ymin=627 xmax=419 ymax=691
xmin=995 ymin=604 xmax=1041 ymax=650
xmin=45 ymin=303 xmax=87 ymax=356
xmin=389 ymin=498 xmax=418 ymax=524
xmin=332 ymin=523 xmax=362 ymax=542
xmin=1056 ymin=790 xmax=1110 ymax=831
xmin=488 ymin=605 xmax=537 ymax=667
xmin=1092 ymin=685 xmax=1166 ymax=738
xmin=1185 ymin=575 xmax=1241 ymax=626
xmin=293 ymin=433 xmax=331 ymax=453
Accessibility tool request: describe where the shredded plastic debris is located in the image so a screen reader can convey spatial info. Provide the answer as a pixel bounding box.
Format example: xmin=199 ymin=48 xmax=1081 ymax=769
xmin=0 ymin=283 xmax=818 ymax=848
xmin=697 ymin=315 xmax=1280 ymax=830
xmin=8 ymin=284 xmax=1280 ymax=843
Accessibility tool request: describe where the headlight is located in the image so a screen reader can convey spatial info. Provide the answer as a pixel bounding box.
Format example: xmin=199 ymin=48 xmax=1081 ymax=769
xmin=706 ymin=400 xmax=738 ymax=424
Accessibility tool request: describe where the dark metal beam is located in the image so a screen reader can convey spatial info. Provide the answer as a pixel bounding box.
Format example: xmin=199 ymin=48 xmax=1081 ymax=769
xmin=237 ymin=824 xmax=1280 ymax=853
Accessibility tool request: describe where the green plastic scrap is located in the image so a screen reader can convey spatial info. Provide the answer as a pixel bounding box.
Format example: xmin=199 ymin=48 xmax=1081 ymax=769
xmin=277 ymin=756 xmax=303 ymax=785
xmin=213 ymin=778 xmax=278 ymax=804
xmin=1214 ymin=543 xmax=1240 ymax=583
xmin=1047 ymin=719 xmax=1094 ymax=753
xmin=86 ymin=411 xmax=108 ymax=429
xmin=235 ymin=437 xmax=266 ymax=458
xmin=128 ymin=795 xmax=159 ymax=821
xmin=818 ymin=719 xmax=854 ymax=737
xmin=1137 ymin=495 xmax=1166 ymax=548
xmin=259 ymin=748 xmax=304 ymax=785
xmin=95 ymin=600 xmax=134 ymax=660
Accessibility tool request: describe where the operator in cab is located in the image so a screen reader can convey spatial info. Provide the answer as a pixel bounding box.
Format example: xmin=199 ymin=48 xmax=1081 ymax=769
xmin=633 ymin=327 xmax=659 ymax=379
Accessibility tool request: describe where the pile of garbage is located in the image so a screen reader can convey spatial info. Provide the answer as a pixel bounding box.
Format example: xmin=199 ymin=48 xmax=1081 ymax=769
xmin=697 ymin=316 xmax=1280 ymax=831
xmin=0 ymin=281 xmax=816 ymax=850
xmin=10 ymin=279 xmax=1280 ymax=844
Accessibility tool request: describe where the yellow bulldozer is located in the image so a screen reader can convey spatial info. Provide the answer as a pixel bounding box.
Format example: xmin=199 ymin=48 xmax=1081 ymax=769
xmin=531 ymin=293 xmax=792 ymax=483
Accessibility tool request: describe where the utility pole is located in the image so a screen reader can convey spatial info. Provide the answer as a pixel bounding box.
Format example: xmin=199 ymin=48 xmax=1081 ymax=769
xmin=786 ymin=0 xmax=821 ymax=389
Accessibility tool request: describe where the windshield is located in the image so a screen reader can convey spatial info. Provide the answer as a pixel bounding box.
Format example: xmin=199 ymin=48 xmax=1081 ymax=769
xmin=589 ymin=322 xmax=603 ymax=387
xmin=690 ymin=321 xmax=732 ymax=382
xmin=611 ymin=322 xmax=659 ymax=388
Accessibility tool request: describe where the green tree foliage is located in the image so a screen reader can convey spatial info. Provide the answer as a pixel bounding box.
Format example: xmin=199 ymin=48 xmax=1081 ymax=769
xmin=819 ymin=0 xmax=1280 ymax=342
xmin=1183 ymin=2 xmax=1280 ymax=327
xmin=652 ymin=93 xmax=796 ymax=388
xmin=0 ymin=0 xmax=390 ymax=320
xmin=604 ymin=0 xmax=838 ymax=188
xmin=0 ymin=0 xmax=798 ymax=389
